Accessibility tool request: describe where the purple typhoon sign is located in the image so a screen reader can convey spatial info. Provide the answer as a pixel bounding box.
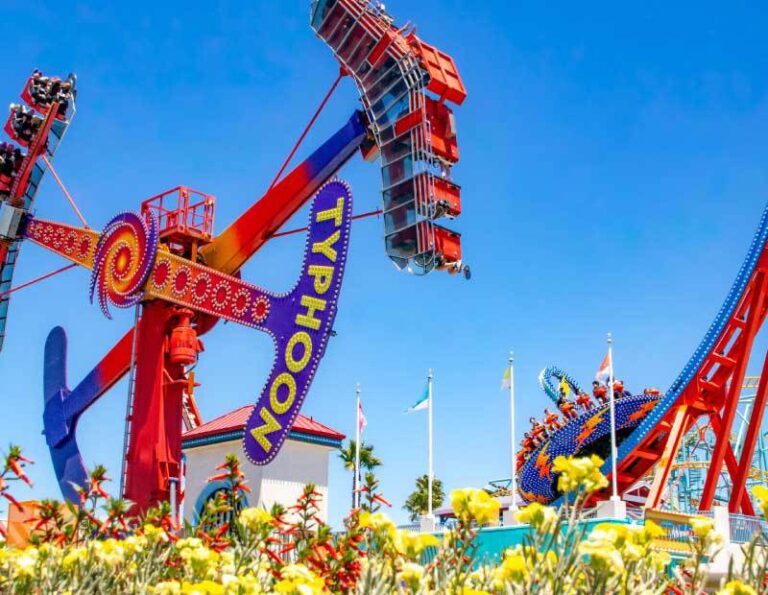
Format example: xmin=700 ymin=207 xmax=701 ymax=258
xmin=243 ymin=180 xmax=352 ymax=465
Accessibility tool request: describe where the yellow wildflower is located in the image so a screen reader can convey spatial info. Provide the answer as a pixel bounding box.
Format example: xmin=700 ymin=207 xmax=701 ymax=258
xmin=223 ymin=574 xmax=262 ymax=594
xmin=450 ymin=488 xmax=501 ymax=525
xmin=578 ymin=528 xmax=624 ymax=574
xmin=122 ymin=535 xmax=148 ymax=556
xmin=690 ymin=516 xmax=715 ymax=540
xmin=492 ymin=549 xmax=527 ymax=587
xmin=181 ymin=581 xmax=225 ymax=595
xmin=514 ymin=502 xmax=557 ymax=531
xmin=552 ymin=455 xmax=608 ymax=494
xmin=62 ymin=546 xmax=89 ymax=570
xmin=179 ymin=544 xmax=220 ymax=580
xmin=239 ymin=507 xmax=273 ymax=532
xmin=93 ymin=538 xmax=126 ymax=568
xmin=394 ymin=530 xmax=439 ymax=558
xmin=397 ymin=562 xmax=425 ymax=591
xmin=274 ymin=563 xmax=325 ymax=594
xmin=11 ymin=547 xmax=39 ymax=579
xmin=143 ymin=523 xmax=170 ymax=543
xmin=358 ymin=511 xmax=396 ymax=537
xmin=720 ymin=580 xmax=758 ymax=595
xmin=151 ymin=582 xmax=182 ymax=595
xmin=752 ymin=485 xmax=768 ymax=520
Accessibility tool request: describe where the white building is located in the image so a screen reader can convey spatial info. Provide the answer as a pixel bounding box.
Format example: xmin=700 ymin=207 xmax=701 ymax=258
xmin=182 ymin=405 xmax=345 ymax=525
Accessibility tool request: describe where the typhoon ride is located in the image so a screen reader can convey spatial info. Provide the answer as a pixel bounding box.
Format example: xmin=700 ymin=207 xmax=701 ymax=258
xmin=0 ymin=0 xmax=468 ymax=516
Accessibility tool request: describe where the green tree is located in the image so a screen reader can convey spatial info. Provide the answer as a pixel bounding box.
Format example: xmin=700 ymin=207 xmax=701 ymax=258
xmin=404 ymin=474 xmax=445 ymax=521
xmin=338 ymin=440 xmax=382 ymax=509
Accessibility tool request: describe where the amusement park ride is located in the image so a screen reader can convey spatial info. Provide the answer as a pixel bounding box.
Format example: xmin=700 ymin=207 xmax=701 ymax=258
xmin=518 ymin=201 xmax=768 ymax=514
xmin=0 ymin=0 xmax=467 ymax=514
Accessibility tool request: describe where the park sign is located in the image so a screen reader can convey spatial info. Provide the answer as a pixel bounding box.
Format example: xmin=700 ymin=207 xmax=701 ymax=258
xmin=243 ymin=180 xmax=353 ymax=465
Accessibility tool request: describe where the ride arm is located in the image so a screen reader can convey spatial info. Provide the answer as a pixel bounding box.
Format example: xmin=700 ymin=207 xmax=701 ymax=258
xmin=43 ymin=326 xmax=133 ymax=501
xmin=198 ymin=111 xmax=368 ymax=275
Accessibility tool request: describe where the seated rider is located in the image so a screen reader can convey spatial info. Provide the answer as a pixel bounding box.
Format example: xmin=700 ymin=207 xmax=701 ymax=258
xmin=0 ymin=143 xmax=24 ymax=204
xmin=543 ymin=407 xmax=561 ymax=432
xmin=592 ymin=380 xmax=608 ymax=405
xmin=29 ymin=70 xmax=50 ymax=106
xmin=576 ymin=391 xmax=592 ymax=411
xmin=556 ymin=392 xmax=578 ymax=420
xmin=9 ymin=105 xmax=42 ymax=144
xmin=516 ymin=449 xmax=527 ymax=471
xmin=27 ymin=72 xmax=73 ymax=116
xmin=530 ymin=416 xmax=548 ymax=445
xmin=521 ymin=432 xmax=535 ymax=454
xmin=612 ymin=379 xmax=626 ymax=399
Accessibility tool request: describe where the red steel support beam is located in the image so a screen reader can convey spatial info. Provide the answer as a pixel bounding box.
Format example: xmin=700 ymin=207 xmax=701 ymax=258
xmin=709 ymin=414 xmax=756 ymax=515
xmin=700 ymin=272 xmax=767 ymax=510
xmin=646 ymin=405 xmax=691 ymax=509
xmin=730 ymin=350 xmax=768 ymax=511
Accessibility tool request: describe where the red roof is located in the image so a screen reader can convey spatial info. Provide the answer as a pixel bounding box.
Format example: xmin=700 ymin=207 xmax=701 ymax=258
xmin=182 ymin=405 xmax=345 ymax=444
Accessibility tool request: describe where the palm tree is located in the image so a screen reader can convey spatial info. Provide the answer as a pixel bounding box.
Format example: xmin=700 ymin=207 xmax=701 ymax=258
xmin=404 ymin=474 xmax=445 ymax=522
xmin=338 ymin=440 xmax=382 ymax=509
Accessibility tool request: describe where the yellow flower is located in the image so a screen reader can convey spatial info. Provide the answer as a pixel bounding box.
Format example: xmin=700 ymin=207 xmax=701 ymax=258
xmin=221 ymin=573 xmax=260 ymax=592
xmin=143 ymin=524 xmax=170 ymax=544
xmin=93 ymin=538 xmax=126 ymax=568
xmin=12 ymin=548 xmax=39 ymax=578
xmin=223 ymin=574 xmax=262 ymax=594
xmin=397 ymin=562 xmax=425 ymax=590
xmin=514 ymin=502 xmax=557 ymax=531
xmin=552 ymin=455 xmax=608 ymax=494
xmin=274 ymin=563 xmax=325 ymax=594
xmin=62 ymin=546 xmax=89 ymax=570
xmin=394 ymin=530 xmax=439 ymax=558
xmin=578 ymin=528 xmax=624 ymax=574
xmin=492 ymin=549 xmax=527 ymax=587
xmin=690 ymin=516 xmax=715 ymax=539
xmin=720 ymin=580 xmax=758 ymax=595
xmin=151 ymin=582 xmax=182 ymax=595
xmin=122 ymin=535 xmax=148 ymax=557
xmin=176 ymin=537 xmax=204 ymax=550
xmin=239 ymin=507 xmax=273 ymax=532
xmin=450 ymin=488 xmax=501 ymax=525
xmin=358 ymin=511 xmax=396 ymax=538
xmin=752 ymin=485 xmax=768 ymax=520
xmin=179 ymin=545 xmax=220 ymax=580
xmin=181 ymin=581 xmax=225 ymax=595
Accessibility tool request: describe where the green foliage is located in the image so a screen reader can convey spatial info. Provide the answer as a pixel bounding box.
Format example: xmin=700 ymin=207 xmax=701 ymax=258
xmin=403 ymin=474 xmax=445 ymax=521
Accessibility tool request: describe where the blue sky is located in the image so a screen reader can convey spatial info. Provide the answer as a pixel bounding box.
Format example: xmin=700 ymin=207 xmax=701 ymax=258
xmin=0 ymin=0 xmax=766 ymax=527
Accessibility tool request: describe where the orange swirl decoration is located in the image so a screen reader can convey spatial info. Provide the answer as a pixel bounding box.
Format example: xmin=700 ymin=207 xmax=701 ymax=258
xmin=89 ymin=212 xmax=159 ymax=318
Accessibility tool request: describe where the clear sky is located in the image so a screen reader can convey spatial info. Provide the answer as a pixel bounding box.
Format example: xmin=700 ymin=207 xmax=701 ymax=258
xmin=0 ymin=1 xmax=766 ymax=527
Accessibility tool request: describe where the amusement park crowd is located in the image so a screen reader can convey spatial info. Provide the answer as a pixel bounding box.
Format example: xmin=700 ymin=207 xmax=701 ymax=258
xmin=0 ymin=71 xmax=73 ymax=205
xmin=516 ymin=380 xmax=662 ymax=471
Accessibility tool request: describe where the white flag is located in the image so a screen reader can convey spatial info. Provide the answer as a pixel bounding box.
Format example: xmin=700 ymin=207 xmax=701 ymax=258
xmin=595 ymin=351 xmax=611 ymax=384
xmin=406 ymin=384 xmax=430 ymax=413
xmin=357 ymin=400 xmax=367 ymax=433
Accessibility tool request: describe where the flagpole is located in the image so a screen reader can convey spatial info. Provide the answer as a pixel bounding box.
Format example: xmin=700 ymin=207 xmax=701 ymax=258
xmin=607 ymin=333 xmax=619 ymax=501
xmin=509 ymin=352 xmax=518 ymax=512
xmin=355 ymin=383 xmax=361 ymax=509
xmin=427 ymin=369 xmax=434 ymax=518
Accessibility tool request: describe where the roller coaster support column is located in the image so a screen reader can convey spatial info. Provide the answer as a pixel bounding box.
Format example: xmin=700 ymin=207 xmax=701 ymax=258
xmin=646 ymin=405 xmax=692 ymax=509
xmin=700 ymin=272 xmax=768 ymax=512
xmin=729 ymin=351 xmax=768 ymax=511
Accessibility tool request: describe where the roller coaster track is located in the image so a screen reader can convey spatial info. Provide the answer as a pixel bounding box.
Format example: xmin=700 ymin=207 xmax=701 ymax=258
xmin=601 ymin=200 xmax=768 ymax=514
xmin=538 ymin=366 xmax=583 ymax=404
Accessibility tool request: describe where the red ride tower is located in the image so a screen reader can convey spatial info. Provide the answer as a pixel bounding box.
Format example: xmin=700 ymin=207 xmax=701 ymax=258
xmin=121 ymin=188 xmax=214 ymax=510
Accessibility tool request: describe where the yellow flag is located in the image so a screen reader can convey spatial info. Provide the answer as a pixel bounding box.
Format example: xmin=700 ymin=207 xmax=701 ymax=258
xmin=501 ymin=367 xmax=511 ymax=390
